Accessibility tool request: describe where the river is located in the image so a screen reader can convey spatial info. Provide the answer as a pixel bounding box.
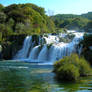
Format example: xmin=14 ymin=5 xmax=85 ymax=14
xmin=0 ymin=61 xmax=92 ymax=92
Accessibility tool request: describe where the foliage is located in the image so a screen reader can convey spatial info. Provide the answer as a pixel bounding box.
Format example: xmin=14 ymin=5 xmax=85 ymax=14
xmin=3 ymin=3 xmax=55 ymax=34
xmin=54 ymin=54 xmax=91 ymax=81
xmin=15 ymin=23 xmax=26 ymax=34
xmin=0 ymin=32 xmax=2 ymax=42
xmin=0 ymin=4 xmax=4 ymax=11
xmin=1 ymin=34 xmax=26 ymax=59
xmin=55 ymin=28 xmax=67 ymax=34
xmin=66 ymin=18 xmax=89 ymax=30
xmin=51 ymin=14 xmax=89 ymax=30
xmin=0 ymin=24 xmax=13 ymax=40
xmin=84 ymin=20 xmax=92 ymax=32
xmin=80 ymin=34 xmax=92 ymax=64
xmin=57 ymin=64 xmax=80 ymax=81
xmin=81 ymin=12 xmax=92 ymax=20
xmin=81 ymin=34 xmax=92 ymax=47
xmin=0 ymin=3 xmax=55 ymax=43
xmin=0 ymin=12 xmax=6 ymax=23
xmin=32 ymin=35 xmax=39 ymax=46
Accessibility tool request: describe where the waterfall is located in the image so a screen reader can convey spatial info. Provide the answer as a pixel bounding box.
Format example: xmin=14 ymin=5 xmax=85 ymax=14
xmin=14 ymin=30 xmax=84 ymax=64
xmin=13 ymin=36 xmax=32 ymax=59
xmin=28 ymin=46 xmax=40 ymax=60
xmin=38 ymin=45 xmax=49 ymax=61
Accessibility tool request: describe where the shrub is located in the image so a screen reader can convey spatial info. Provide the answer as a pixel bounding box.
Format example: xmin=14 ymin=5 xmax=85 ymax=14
xmin=57 ymin=64 xmax=80 ymax=81
xmin=54 ymin=54 xmax=91 ymax=81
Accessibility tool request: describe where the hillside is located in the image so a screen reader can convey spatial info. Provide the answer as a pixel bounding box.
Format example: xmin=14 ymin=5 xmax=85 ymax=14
xmin=0 ymin=3 xmax=55 ymax=42
xmin=51 ymin=13 xmax=92 ymax=31
xmin=81 ymin=12 xmax=92 ymax=20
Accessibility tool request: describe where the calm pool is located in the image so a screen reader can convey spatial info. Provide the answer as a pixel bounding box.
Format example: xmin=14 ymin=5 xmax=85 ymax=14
xmin=0 ymin=61 xmax=92 ymax=92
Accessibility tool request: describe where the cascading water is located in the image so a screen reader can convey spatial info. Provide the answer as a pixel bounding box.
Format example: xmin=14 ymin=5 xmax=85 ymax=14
xmin=13 ymin=36 xmax=32 ymax=59
xmin=14 ymin=30 xmax=84 ymax=64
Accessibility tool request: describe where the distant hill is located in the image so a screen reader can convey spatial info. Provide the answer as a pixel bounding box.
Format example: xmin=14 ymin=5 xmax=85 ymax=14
xmin=51 ymin=12 xmax=92 ymax=20
xmin=51 ymin=14 xmax=82 ymax=20
xmin=81 ymin=12 xmax=92 ymax=20
xmin=51 ymin=13 xmax=89 ymax=30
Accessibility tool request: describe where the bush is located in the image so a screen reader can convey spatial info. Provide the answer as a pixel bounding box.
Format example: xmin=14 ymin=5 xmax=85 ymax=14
xmin=54 ymin=54 xmax=91 ymax=81
xmin=57 ymin=64 xmax=80 ymax=81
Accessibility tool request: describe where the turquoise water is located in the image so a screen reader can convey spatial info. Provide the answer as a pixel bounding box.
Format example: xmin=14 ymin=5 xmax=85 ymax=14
xmin=0 ymin=61 xmax=92 ymax=92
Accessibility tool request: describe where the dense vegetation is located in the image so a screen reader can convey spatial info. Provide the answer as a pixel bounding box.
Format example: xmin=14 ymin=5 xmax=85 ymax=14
xmin=80 ymin=34 xmax=92 ymax=65
xmin=81 ymin=12 xmax=92 ymax=20
xmin=84 ymin=21 xmax=92 ymax=32
xmin=51 ymin=13 xmax=92 ymax=32
xmin=0 ymin=3 xmax=55 ymax=42
xmin=54 ymin=54 xmax=91 ymax=81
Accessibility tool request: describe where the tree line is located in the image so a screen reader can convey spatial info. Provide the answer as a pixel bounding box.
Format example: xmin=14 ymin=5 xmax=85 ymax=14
xmin=51 ymin=13 xmax=92 ymax=31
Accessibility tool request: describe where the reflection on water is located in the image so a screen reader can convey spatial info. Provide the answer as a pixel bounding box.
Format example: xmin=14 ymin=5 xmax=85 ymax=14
xmin=0 ymin=61 xmax=92 ymax=92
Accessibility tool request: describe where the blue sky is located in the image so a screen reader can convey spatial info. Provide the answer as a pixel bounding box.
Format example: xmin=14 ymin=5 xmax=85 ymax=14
xmin=0 ymin=0 xmax=92 ymax=15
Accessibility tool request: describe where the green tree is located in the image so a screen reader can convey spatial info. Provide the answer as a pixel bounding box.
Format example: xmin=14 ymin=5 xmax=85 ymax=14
xmin=15 ymin=23 xmax=25 ymax=34
xmin=84 ymin=20 xmax=92 ymax=32
xmin=0 ymin=24 xmax=13 ymax=39
xmin=0 ymin=4 xmax=4 ymax=11
xmin=7 ymin=18 xmax=15 ymax=27
xmin=0 ymin=12 xmax=6 ymax=23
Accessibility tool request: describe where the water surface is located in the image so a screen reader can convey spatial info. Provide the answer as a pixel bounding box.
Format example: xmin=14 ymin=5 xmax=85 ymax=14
xmin=0 ymin=61 xmax=92 ymax=92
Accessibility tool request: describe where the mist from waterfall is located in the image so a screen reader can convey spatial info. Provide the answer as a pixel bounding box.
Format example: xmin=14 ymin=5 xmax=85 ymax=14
xmin=14 ymin=30 xmax=84 ymax=64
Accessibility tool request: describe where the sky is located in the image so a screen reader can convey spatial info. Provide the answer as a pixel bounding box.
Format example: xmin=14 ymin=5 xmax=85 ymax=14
xmin=0 ymin=0 xmax=92 ymax=15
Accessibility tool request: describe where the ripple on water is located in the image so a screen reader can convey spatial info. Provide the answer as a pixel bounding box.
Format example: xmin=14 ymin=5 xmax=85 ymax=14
xmin=0 ymin=62 xmax=92 ymax=92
